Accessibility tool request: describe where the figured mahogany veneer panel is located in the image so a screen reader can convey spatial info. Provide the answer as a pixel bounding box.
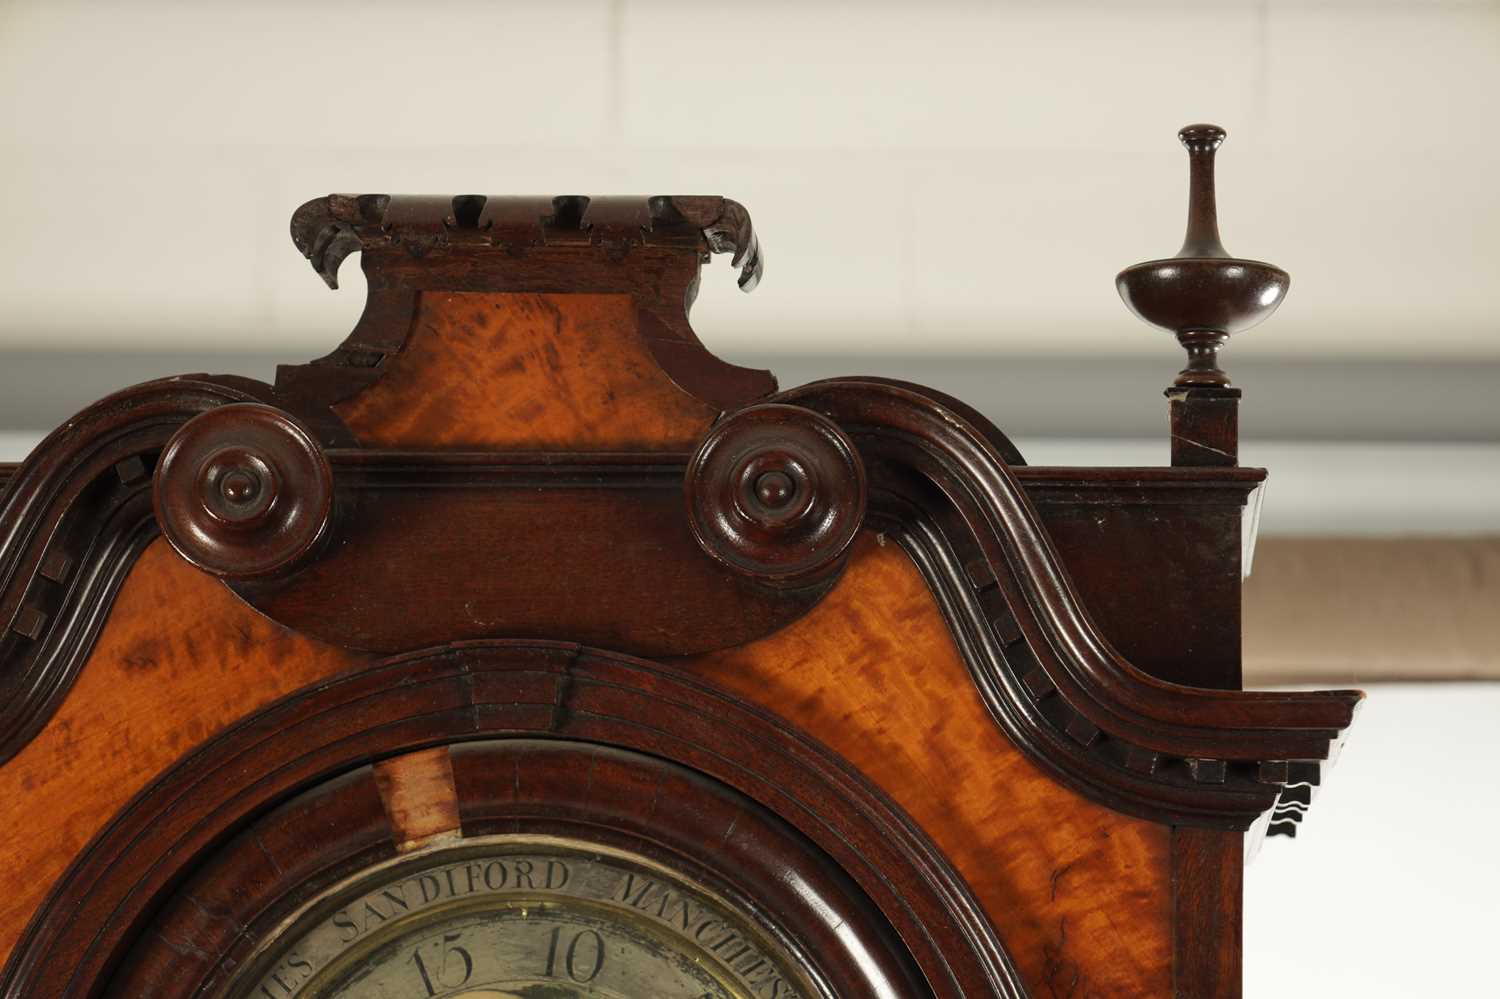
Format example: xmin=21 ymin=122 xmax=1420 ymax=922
xmin=333 ymin=292 xmax=721 ymax=450
xmin=686 ymin=533 xmax=1173 ymax=997
xmin=0 ymin=540 xmax=367 ymax=967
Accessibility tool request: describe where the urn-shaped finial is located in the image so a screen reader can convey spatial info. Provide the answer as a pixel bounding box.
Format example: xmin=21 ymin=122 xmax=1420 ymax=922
xmin=1116 ymin=124 xmax=1288 ymax=387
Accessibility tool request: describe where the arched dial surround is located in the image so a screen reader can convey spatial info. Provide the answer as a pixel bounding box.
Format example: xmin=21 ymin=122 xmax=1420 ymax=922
xmin=35 ymin=645 xmax=1024 ymax=999
xmin=102 ymin=731 xmax=944 ymax=997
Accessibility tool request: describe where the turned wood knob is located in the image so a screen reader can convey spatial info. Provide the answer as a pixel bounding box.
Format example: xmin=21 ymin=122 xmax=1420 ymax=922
xmin=1116 ymin=123 xmax=1289 ymax=387
xmin=153 ymin=404 xmax=333 ymax=578
xmin=685 ymin=404 xmax=866 ymax=585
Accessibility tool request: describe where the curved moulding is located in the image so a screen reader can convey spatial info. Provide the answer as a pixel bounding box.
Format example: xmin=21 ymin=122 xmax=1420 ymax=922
xmin=0 ymin=375 xmax=275 ymax=765
xmin=772 ymin=377 xmax=1360 ymax=832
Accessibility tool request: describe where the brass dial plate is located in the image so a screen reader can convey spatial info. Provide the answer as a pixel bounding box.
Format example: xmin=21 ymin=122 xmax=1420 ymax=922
xmin=231 ymin=836 xmax=820 ymax=999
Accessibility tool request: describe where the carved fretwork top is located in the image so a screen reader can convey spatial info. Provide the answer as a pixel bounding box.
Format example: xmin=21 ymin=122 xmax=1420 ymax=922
xmin=275 ymin=193 xmax=775 ymax=441
xmin=290 ymin=193 xmax=763 ymax=292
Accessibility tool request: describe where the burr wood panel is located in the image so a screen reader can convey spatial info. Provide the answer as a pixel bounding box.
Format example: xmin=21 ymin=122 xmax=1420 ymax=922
xmin=686 ymin=534 xmax=1175 ymax=997
xmin=0 ymin=540 xmax=367 ymax=967
xmin=333 ymin=292 xmax=722 ymax=451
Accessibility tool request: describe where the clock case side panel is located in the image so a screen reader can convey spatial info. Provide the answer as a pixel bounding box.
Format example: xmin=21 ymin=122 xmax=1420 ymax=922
xmin=684 ymin=533 xmax=1180 ymax=997
xmin=1020 ymin=469 xmax=1254 ymax=999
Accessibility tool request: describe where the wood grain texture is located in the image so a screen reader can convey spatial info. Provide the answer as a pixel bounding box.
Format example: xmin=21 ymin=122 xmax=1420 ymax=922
xmin=1172 ymin=827 xmax=1242 ymax=997
xmin=0 ymin=375 xmax=276 ymax=767
xmin=333 ymin=292 xmax=720 ymax=450
xmin=0 ymin=539 xmax=366 ymax=967
xmin=5 ymin=643 xmax=1027 ymax=997
xmin=372 ymin=746 xmax=461 ymax=852
xmin=110 ymin=765 xmax=396 ymax=997
xmin=1022 ymin=471 xmax=1251 ymax=691
xmin=685 ymin=532 xmax=1174 ymax=997
xmin=778 ymin=379 xmax=1357 ymax=765
xmin=233 ymin=466 xmax=837 ymax=659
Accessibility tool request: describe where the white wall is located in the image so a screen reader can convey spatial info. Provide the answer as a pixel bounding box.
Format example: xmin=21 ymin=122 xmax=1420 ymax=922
xmin=1246 ymin=683 xmax=1500 ymax=998
xmin=1 ymin=0 xmax=1497 ymax=363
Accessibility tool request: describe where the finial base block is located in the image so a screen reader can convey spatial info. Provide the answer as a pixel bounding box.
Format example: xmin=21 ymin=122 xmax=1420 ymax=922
xmin=1167 ymin=386 xmax=1240 ymax=467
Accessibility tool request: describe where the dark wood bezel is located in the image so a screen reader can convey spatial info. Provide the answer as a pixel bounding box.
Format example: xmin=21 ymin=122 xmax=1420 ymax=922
xmin=111 ymin=764 xmax=396 ymax=995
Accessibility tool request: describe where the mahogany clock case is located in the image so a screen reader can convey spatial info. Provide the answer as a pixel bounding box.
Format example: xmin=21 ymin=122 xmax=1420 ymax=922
xmin=0 ymin=191 xmax=1360 ymax=998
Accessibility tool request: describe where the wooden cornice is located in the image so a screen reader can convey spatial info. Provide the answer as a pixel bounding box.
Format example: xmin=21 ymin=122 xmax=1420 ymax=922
xmin=0 ymin=193 xmax=1359 ymax=836
xmin=289 ymin=193 xmax=763 ymax=292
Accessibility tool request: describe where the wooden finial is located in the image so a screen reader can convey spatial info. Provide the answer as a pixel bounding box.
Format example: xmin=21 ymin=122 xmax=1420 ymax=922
xmin=1176 ymin=124 xmax=1229 ymax=257
xmin=1116 ymin=124 xmax=1289 ymax=387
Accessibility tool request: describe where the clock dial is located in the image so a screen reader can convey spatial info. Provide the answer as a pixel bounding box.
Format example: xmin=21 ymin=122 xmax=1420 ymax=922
xmin=232 ymin=837 xmax=820 ymax=999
